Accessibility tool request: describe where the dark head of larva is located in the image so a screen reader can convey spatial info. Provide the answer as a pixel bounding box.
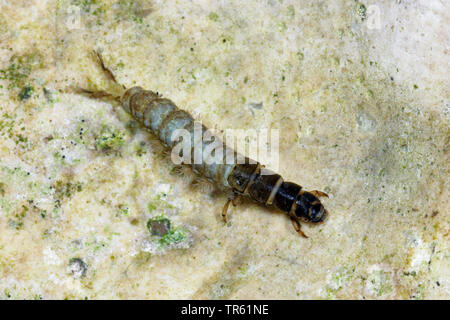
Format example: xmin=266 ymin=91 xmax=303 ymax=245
xmin=273 ymin=182 xmax=327 ymax=223
xmin=294 ymin=191 xmax=327 ymax=223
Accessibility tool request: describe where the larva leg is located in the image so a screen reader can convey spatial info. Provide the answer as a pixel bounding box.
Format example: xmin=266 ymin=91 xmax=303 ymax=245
xmin=71 ymin=87 xmax=120 ymax=101
xmin=231 ymin=194 xmax=242 ymax=206
xmin=221 ymin=199 xmax=232 ymax=223
xmin=92 ymin=50 xmax=124 ymax=88
xmin=310 ymin=190 xmax=329 ymax=198
xmin=71 ymin=49 xmax=129 ymax=103
xmin=290 ymin=217 xmax=308 ymax=238
xmin=221 ymin=192 xmax=240 ymax=222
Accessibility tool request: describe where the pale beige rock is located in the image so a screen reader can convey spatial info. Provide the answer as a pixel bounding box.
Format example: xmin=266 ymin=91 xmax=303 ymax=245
xmin=0 ymin=0 xmax=448 ymax=299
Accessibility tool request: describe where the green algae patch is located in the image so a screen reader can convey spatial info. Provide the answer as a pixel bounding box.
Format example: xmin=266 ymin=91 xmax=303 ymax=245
xmin=95 ymin=125 xmax=125 ymax=151
xmin=208 ymin=12 xmax=219 ymax=22
xmin=0 ymin=51 xmax=43 ymax=94
xmin=52 ymin=180 xmax=83 ymax=201
xmin=18 ymin=86 xmax=34 ymax=101
xmin=113 ymin=0 xmax=151 ymax=24
xmin=147 ymin=192 xmax=175 ymax=213
xmin=157 ymin=228 xmax=186 ymax=247
xmin=147 ymin=215 xmax=187 ymax=249
xmin=356 ymin=3 xmax=367 ymax=21
xmin=366 ymin=269 xmax=394 ymax=298
xmin=118 ymin=204 xmax=130 ymax=216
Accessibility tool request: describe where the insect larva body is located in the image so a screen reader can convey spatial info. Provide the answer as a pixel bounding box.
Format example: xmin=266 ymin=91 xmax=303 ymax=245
xmin=81 ymin=51 xmax=329 ymax=237
xmin=121 ymin=86 xmax=328 ymax=236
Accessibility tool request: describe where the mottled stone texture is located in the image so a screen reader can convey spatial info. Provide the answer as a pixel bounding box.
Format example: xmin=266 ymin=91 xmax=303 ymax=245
xmin=0 ymin=0 xmax=447 ymax=299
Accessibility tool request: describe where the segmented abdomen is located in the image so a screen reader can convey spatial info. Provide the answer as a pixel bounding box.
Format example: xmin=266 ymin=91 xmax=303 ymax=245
xmin=120 ymin=86 xmax=324 ymax=221
xmin=121 ymin=86 xmax=236 ymax=188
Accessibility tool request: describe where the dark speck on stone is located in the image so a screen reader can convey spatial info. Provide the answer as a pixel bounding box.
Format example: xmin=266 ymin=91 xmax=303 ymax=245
xmin=69 ymin=258 xmax=87 ymax=278
xmin=43 ymin=87 xmax=52 ymax=101
xmin=147 ymin=218 xmax=171 ymax=236
xmin=249 ymin=102 xmax=263 ymax=109
xmin=18 ymin=86 xmax=34 ymax=101
xmin=247 ymin=102 xmax=263 ymax=117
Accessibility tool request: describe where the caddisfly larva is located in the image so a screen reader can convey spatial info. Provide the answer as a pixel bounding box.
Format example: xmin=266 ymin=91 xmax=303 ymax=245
xmin=77 ymin=51 xmax=329 ymax=237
